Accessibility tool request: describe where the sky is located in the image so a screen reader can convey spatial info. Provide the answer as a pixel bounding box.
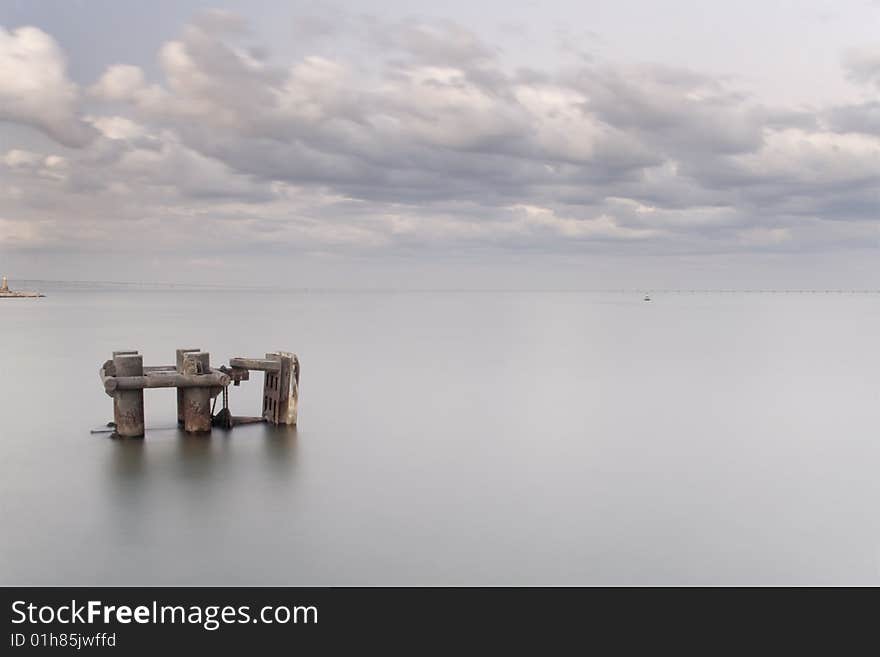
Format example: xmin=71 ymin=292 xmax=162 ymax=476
xmin=2 ymin=0 xmax=880 ymax=287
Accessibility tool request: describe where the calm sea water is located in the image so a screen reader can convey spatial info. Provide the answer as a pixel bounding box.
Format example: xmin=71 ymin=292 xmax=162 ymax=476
xmin=1 ymin=284 xmax=879 ymax=585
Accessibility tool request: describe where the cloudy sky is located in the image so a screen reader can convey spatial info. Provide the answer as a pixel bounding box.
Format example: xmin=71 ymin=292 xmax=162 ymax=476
xmin=2 ymin=0 xmax=880 ymax=287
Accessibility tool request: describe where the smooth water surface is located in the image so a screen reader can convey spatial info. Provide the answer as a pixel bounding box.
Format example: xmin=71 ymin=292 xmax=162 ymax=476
xmin=1 ymin=285 xmax=879 ymax=584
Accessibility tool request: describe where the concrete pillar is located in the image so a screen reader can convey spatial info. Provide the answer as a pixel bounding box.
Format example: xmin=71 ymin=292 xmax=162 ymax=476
xmin=113 ymin=353 xmax=144 ymax=437
xmin=175 ymin=348 xmax=201 ymax=425
xmin=262 ymin=352 xmax=297 ymax=425
xmin=261 ymin=353 xmax=282 ymax=424
xmin=111 ymin=350 xmax=139 ymax=433
xmin=182 ymin=352 xmax=212 ymax=433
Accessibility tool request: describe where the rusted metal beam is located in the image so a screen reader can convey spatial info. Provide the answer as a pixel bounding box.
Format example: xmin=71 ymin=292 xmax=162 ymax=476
xmin=99 ymin=361 xmax=114 ymax=396
xmin=229 ymin=357 xmax=282 ymax=372
xmin=231 ymin=416 xmax=266 ymax=425
xmin=218 ymin=366 xmax=250 ymax=386
xmin=105 ymin=370 xmax=230 ymax=392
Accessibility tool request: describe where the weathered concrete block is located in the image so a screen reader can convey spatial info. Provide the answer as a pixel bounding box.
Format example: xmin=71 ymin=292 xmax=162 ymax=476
xmin=262 ymin=351 xmax=299 ymax=425
xmin=182 ymin=352 xmax=212 ymax=433
xmin=113 ymin=353 xmax=144 ymax=437
xmin=176 ymin=348 xmax=201 ymax=425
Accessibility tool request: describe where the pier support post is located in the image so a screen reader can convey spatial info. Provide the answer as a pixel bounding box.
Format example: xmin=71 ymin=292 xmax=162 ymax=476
xmin=262 ymin=352 xmax=297 ymax=425
xmin=182 ymin=352 xmax=212 ymax=433
xmin=175 ymin=348 xmax=201 ymax=426
xmin=113 ymin=353 xmax=144 ymax=437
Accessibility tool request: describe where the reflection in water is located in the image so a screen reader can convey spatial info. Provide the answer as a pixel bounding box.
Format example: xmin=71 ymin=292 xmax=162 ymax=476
xmin=105 ymin=426 xmax=299 ymax=498
xmin=175 ymin=431 xmax=222 ymax=482
xmin=100 ymin=425 xmax=300 ymax=566
xmin=111 ymin=437 xmax=146 ymax=481
xmin=106 ymin=437 xmax=148 ymax=546
xmin=5 ymin=289 xmax=880 ymax=585
xmin=261 ymin=425 xmax=298 ymax=477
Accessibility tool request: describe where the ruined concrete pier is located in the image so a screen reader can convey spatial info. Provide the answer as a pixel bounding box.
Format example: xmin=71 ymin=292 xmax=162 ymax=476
xmin=99 ymin=347 xmax=300 ymax=438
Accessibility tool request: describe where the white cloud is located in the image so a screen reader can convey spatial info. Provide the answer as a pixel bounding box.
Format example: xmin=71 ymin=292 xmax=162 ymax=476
xmin=0 ymin=26 xmax=96 ymax=146
xmin=843 ymin=46 xmax=880 ymax=87
xmin=91 ymin=64 xmax=149 ymax=101
xmin=509 ymin=204 xmax=660 ymax=240
xmin=738 ymin=227 xmax=792 ymax=246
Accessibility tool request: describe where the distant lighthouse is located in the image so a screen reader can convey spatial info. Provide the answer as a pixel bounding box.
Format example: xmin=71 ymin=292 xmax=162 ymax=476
xmin=0 ymin=276 xmax=44 ymax=298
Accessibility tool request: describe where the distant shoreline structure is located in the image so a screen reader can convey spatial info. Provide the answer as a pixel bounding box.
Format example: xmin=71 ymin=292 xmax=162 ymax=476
xmin=1 ymin=277 xmax=880 ymax=295
xmin=0 ymin=276 xmax=44 ymax=298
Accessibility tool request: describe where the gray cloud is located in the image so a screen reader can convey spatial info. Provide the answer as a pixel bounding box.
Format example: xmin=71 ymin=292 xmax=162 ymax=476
xmin=2 ymin=8 xmax=880 ymax=264
xmin=842 ymin=46 xmax=880 ymax=88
